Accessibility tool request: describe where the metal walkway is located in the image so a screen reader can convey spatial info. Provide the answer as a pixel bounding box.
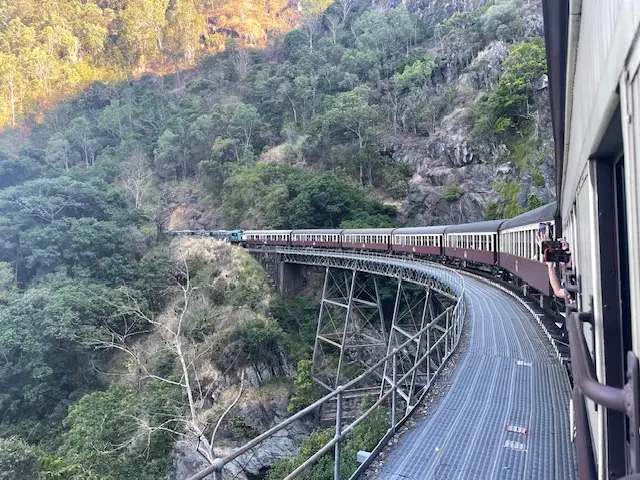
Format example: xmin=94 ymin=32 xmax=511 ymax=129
xmin=372 ymin=275 xmax=577 ymax=480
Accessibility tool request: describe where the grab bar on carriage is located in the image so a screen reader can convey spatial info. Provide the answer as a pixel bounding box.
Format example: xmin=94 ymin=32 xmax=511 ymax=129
xmin=568 ymin=312 xmax=640 ymax=479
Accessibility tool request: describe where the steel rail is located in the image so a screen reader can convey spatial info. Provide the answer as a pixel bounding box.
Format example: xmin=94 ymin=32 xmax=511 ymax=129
xmin=187 ymin=306 xmax=459 ymax=480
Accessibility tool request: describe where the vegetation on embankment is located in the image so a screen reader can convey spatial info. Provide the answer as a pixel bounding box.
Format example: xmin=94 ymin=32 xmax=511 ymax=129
xmin=0 ymin=234 xmax=323 ymax=478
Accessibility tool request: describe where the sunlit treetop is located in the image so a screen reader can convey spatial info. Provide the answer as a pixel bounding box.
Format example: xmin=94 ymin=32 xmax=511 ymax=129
xmin=0 ymin=0 xmax=322 ymax=128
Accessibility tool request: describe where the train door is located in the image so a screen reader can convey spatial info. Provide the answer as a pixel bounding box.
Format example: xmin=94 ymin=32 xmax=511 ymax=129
xmin=621 ymin=37 xmax=640 ymax=363
xmin=619 ymin=44 xmax=640 ymax=476
xmin=591 ymin=106 xmax=634 ymax=478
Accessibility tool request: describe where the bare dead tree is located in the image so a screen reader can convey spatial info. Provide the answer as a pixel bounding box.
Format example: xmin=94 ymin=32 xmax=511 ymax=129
xmin=325 ymin=13 xmax=341 ymax=44
xmin=119 ymin=149 xmax=154 ymax=210
xmin=302 ymin=14 xmax=322 ymax=51
xmin=93 ymin=253 xmax=246 ymax=466
xmin=336 ymin=0 xmax=355 ymax=22
xmin=17 ymin=191 xmax=72 ymax=222
xmin=231 ymin=48 xmax=251 ymax=81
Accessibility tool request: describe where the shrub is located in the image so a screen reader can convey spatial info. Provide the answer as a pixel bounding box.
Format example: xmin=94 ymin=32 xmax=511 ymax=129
xmin=0 ymin=437 xmax=39 ymax=480
xmin=215 ymin=320 xmax=288 ymax=372
xmin=442 ymin=184 xmax=464 ymax=201
xmin=288 ymin=360 xmax=315 ymax=413
xmin=531 ymin=169 xmax=545 ymax=187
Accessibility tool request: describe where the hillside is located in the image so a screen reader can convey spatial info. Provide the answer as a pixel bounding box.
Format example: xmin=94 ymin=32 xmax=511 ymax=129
xmin=0 ymin=0 xmax=556 ymax=478
xmin=0 ymin=0 xmax=332 ymax=128
xmin=1 ymin=0 xmax=553 ymax=229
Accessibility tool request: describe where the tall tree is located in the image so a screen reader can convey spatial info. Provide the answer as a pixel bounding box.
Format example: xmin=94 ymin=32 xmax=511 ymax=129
xmin=120 ymin=0 xmax=170 ymax=66
xmin=166 ymin=0 xmax=207 ymax=64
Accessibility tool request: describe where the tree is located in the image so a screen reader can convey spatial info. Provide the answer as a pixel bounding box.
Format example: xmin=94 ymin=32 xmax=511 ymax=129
xmin=154 ymin=128 xmax=183 ymax=179
xmin=96 ymin=254 xmax=247 ymax=466
xmin=166 ymin=0 xmax=206 ymax=64
xmin=486 ymin=38 xmax=547 ymax=133
xmin=0 ymin=437 xmax=39 ymax=480
xmin=393 ymin=56 xmax=437 ymax=91
xmin=0 ymin=262 xmax=14 ymax=293
xmin=435 ymin=11 xmax=483 ymax=68
xmin=67 ymin=116 xmax=97 ymax=167
xmin=309 ymin=86 xmax=383 ymax=185
xmin=119 ymin=148 xmax=154 ymax=209
xmin=288 ymin=360 xmax=315 ymax=413
xmin=58 ymin=382 xmax=178 ymax=478
xmin=480 ymin=0 xmax=525 ymax=43
xmin=335 ymin=0 xmax=356 ymax=23
xmin=228 ymin=103 xmax=263 ymax=148
xmin=120 ymin=0 xmax=170 ymax=66
xmin=45 ymin=133 xmax=74 ymax=171
xmin=0 ymin=54 xmax=22 ymax=126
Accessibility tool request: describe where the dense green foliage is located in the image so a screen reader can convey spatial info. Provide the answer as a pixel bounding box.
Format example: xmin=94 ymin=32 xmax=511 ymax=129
xmin=473 ymin=37 xmax=547 ymax=136
xmin=0 ymin=437 xmax=40 ymax=480
xmin=0 ymin=0 xmax=334 ymax=127
xmin=288 ymin=360 xmax=316 ymax=413
xmin=0 ymin=0 xmax=553 ymax=477
xmin=223 ymin=163 xmax=398 ymax=228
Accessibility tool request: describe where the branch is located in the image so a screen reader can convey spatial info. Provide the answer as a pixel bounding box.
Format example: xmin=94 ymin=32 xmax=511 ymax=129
xmin=210 ymin=370 xmax=245 ymax=458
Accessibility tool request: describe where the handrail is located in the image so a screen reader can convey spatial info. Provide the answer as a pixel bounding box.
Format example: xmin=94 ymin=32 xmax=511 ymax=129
xmin=567 ymin=312 xmax=640 ymax=479
xmin=568 ymin=313 xmax=628 ymax=411
xmin=187 ymin=250 xmax=465 ymax=480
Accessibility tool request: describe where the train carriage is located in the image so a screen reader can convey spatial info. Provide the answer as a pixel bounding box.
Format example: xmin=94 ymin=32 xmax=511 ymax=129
xmin=341 ymin=228 xmax=393 ymax=251
xmin=242 ymin=230 xmax=292 ymax=246
xmin=391 ymin=226 xmax=447 ymax=257
xmin=541 ymin=0 xmax=640 ymax=477
xmin=498 ymin=203 xmax=556 ymax=296
xmin=444 ymin=220 xmax=504 ymax=266
xmin=291 ymin=229 xmax=342 ymax=248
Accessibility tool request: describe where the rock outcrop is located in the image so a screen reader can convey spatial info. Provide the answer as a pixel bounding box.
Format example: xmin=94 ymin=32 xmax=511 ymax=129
xmin=383 ymin=0 xmax=555 ymax=224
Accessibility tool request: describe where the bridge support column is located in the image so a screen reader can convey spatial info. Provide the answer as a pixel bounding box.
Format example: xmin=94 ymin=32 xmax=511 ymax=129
xmin=380 ymin=279 xmax=450 ymax=414
xmin=279 ymin=261 xmax=305 ymax=297
xmin=312 ymin=267 xmax=387 ymax=401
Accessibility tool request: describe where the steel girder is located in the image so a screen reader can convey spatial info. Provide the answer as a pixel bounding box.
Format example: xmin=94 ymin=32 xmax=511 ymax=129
xmin=277 ymin=247 xmax=465 ymax=422
xmin=187 ymin=247 xmax=466 ymax=480
xmin=276 ymin=247 xmax=461 ymax=300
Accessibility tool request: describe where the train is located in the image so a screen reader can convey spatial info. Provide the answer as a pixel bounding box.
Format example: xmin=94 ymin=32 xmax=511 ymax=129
xmin=542 ymin=0 xmax=640 ymax=479
xmin=167 ymin=201 xmax=559 ymax=302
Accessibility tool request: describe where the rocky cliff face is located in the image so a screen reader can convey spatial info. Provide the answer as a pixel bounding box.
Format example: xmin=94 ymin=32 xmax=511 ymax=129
xmin=382 ymin=0 xmax=555 ymax=224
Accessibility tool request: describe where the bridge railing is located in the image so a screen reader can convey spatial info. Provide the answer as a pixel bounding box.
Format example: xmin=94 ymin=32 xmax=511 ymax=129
xmin=187 ymin=250 xmax=466 ymax=480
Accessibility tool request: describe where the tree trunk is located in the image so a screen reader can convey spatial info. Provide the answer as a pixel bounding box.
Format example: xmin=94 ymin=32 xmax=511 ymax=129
xmin=289 ymin=97 xmax=298 ymax=126
xmin=8 ymin=75 xmax=15 ymax=126
xmin=83 ymin=144 xmax=89 ymax=168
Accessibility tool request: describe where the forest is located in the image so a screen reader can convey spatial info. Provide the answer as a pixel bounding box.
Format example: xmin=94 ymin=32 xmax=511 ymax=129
xmin=0 ymin=0 xmax=551 ymax=478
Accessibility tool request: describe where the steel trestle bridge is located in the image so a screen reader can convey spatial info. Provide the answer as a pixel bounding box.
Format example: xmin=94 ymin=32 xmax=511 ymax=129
xmin=187 ymin=247 xmax=575 ymax=480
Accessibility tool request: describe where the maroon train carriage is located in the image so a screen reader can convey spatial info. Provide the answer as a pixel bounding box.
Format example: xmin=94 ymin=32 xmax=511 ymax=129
xmin=391 ymin=225 xmax=447 ymax=257
xmin=242 ymin=230 xmax=292 ymax=247
xmin=291 ymin=229 xmax=343 ymax=248
xmin=498 ymin=202 xmax=557 ymax=296
xmin=444 ymin=220 xmax=505 ymax=266
xmin=341 ymin=228 xmax=393 ymax=251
